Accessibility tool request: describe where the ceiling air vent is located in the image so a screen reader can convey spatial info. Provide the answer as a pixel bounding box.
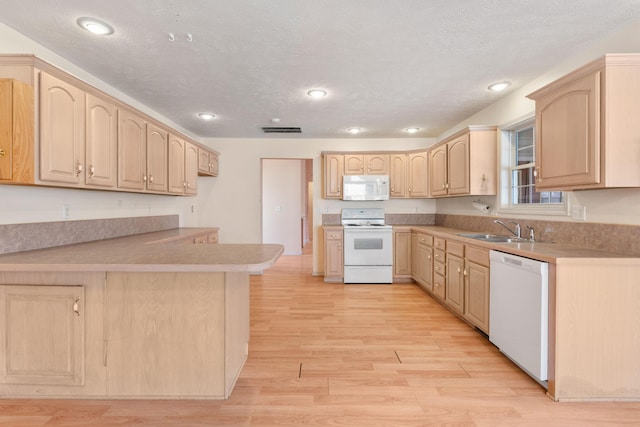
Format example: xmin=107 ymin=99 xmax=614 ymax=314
xmin=261 ymin=126 xmax=302 ymax=133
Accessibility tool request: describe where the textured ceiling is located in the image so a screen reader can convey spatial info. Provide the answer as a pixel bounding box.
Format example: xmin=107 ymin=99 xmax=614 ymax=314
xmin=1 ymin=0 xmax=640 ymax=139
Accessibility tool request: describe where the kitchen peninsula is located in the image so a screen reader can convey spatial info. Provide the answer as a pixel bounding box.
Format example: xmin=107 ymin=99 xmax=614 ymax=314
xmin=0 ymin=227 xmax=283 ymax=400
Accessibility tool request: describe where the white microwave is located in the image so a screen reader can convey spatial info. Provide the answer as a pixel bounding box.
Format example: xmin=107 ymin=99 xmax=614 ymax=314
xmin=342 ymin=175 xmax=390 ymax=201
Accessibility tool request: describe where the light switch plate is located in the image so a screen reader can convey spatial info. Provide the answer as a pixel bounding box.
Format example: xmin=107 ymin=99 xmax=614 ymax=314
xmin=571 ymin=205 xmax=586 ymax=221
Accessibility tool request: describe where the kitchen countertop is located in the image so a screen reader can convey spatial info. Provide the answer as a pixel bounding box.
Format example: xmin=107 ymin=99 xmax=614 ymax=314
xmin=0 ymin=228 xmax=284 ymax=273
xmin=394 ymin=225 xmax=638 ymax=263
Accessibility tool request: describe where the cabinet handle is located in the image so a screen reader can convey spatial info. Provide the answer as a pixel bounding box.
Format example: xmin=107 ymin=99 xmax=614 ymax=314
xmin=427 ymin=254 xmax=431 ymax=260
xmin=75 ymin=161 xmax=83 ymax=176
xmin=73 ymin=297 xmax=80 ymax=316
xmin=143 ymin=174 xmax=147 ymax=182
xmin=89 ymin=165 xmax=95 ymax=178
xmin=149 ymin=175 xmax=154 ymax=184
xmin=186 ymin=182 xmax=191 ymax=189
xmin=457 ymin=266 xmax=462 ymax=274
xmin=0 ymin=148 xmax=5 ymax=157
xmin=463 ymin=267 xmax=468 ymax=276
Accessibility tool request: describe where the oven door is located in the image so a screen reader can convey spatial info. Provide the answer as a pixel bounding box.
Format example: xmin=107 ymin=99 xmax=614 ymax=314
xmin=343 ymin=227 xmax=393 ymax=266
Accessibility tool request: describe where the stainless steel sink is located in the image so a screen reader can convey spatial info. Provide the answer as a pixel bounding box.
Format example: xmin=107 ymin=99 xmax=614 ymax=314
xmin=457 ymin=233 xmax=527 ymax=243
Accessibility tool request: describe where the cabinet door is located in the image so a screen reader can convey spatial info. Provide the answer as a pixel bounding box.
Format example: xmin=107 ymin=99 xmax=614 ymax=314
xmin=39 ymin=72 xmax=85 ymax=184
xmin=410 ymin=233 xmax=419 ymax=278
xmin=0 ymin=79 xmax=34 ymax=184
xmin=365 ymin=154 xmax=389 ymax=175
xmin=416 ymin=242 xmax=433 ymax=291
xmin=324 ymin=228 xmax=343 ymax=278
xmin=393 ymin=231 xmax=412 ymax=277
xmin=209 ymin=152 xmax=219 ymax=176
xmin=344 ymin=154 xmax=364 ymax=175
xmin=85 ymin=93 xmax=117 ymax=187
xmin=389 ymin=153 xmax=407 ymax=198
xmin=407 ymin=151 xmax=428 ymax=197
xmin=118 ymin=109 xmax=146 ymax=190
xmin=464 ymin=260 xmax=490 ymax=333
xmin=535 ymin=71 xmax=600 ymax=188
xmin=0 ymin=285 xmax=84 ymax=386
xmin=197 ymin=148 xmax=210 ymax=174
xmin=146 ymin=124 xmax=168 ymax=192
xmin=168 ymin=134 xmax=186 ymax=194
xmin=184 ymin=142 xmax=198 ymax=195
xmin=429 ymin=145 xmax=448 ymax=196
xmin=445 ymin=254 xmax=464 ymax=314
xmin=447 ymin=135 xmax=470 ymax=195
xmin=323 ymin=154 xmax=344 ymax=198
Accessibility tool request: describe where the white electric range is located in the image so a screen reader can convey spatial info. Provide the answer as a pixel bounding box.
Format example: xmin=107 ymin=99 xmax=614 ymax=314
xmin=340 ymin=208 xmax=393 ymax=284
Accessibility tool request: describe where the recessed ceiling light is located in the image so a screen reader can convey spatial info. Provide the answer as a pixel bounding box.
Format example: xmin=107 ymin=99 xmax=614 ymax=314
xmin=347 ymin=127 xmax=362 ymax=134
xmin=77 ymin=17 xmax=114 ymax=35
xmin=404 ymin=127 xmax=420 ymax=134
xmin=307 ymin=89 xmax=327 ymax=98
xmin=198 ymin=113 xmax=216 ymax=120
xmin=488 ymin=81 xmax=511 ymax=92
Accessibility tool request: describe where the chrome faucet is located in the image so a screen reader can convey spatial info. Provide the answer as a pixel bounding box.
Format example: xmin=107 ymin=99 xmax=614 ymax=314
xmin=526 ymin=225 xmax=535 ymax=241
xmin=494 ymin=220 xmax=521 ymax=238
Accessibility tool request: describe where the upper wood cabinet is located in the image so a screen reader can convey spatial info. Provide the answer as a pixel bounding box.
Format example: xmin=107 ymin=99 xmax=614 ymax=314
xmin=527 ymin=54 xmax=640 ymax=190
xmin=344 ymin=154 xmax=390 ymax=175
xmin=198 ymin=148 xmax=219 ymax=177
xmin=428 ymin=126 xmax=496 ymax=198
xmin=184 ymin=142 xmax=199 ymax=195
xmin=146 ymin=124 xmax=168 ymax=193
xmin=85 ymin=93 xmax=117 ymax=188
xmin=389 ymin=153 xmax=407 ymax=198
xmin=407 ymin=150 xmax=428 ymax=198
xmin=168 ymin=134 xmax=186 ymax=194
xmin=0 ymin=79 xmax=33 ymax=184
xmin=323 ymin=153 xmax=344 ymax=199
xmin=117 ymin=109 xmax=146 ymax=191
xmin=0 ymin=55 xmax=218 ymax=196
xmin=39 ymin=71 xmax=85 ymax=185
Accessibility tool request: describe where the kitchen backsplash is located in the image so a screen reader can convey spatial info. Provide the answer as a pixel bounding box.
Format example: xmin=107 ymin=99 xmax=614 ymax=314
xmin=322 ymin=213 xmax=640 ymax=256
xmin=0 ymin=215 xmax=179 ymax=255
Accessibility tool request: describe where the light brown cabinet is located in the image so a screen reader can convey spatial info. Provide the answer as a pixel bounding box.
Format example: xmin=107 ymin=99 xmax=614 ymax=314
xmin=445 ymin=241 xmax=465 ymax=314
xmin=389 ymin=153 xmax=407 ymax=198
xmin=198 ymin=148 xmax=219 ymax=176
xmin=463 ymin=246 xmax=490 ymax=334
xmin=527 ymin=54 xmax=640 ymax=190
xmin=411 ymin=231 xmax=433 ymax=292
xmin=0 ymin=79 xmax=33 ymax=184
xmin=0 ymin=55 xmax=218 ymax=196
xmin=117 ymin=109 xmax=146 ymax=190
xmin=407 ymin=150 xmax=428 ymax=198
xmin=85 ymin=93 xmax=117 ymax=188
xmin=432 ymin=237 xmax=446 ymax=300
xmin=146 ymin=124 xmax=168 ymax=193
xmin=0 ymin=284 xmax=84 ymax=386
xmin=344 ymin=154 xmax=390 ymax=175
xmin=39 ymin=71 xmax=85 ymax=185
xmin=428 ymin=126 xmax=497 ymax=197
xmin=185 ymin=142 xmax=199 ymax=195
xmin=168 ymin=134 xmax=186 ymax=194
xmin=323 ymin=226 xmax=343 ymax=282
xmin=323 ymin=154 xmax=344 ymax=199
xmin=393 ymin=229 xmax=412 ymax=281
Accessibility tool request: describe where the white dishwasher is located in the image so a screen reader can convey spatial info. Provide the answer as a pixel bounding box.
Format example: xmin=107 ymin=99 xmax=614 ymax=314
xmin=489 ymin=250 xmax=549 ymax=385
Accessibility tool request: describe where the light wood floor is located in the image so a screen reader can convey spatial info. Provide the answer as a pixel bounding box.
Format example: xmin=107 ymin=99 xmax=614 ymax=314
xmin=2 ymin=249 xmax=640 ymax=426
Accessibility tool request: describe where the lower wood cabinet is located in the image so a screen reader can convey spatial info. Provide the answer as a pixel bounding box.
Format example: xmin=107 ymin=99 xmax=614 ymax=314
xmin=463 ymin=246 xmax=490 ymax=333
xmin=323 ymin=226 xmax=343 ymax=282
xmin=393 ymin=229 xmax=412 ymax=281
xmin=445 ymin=241 xmax=465 ymax=314
xmin=411 ymin=231 xmax=433 ymax=291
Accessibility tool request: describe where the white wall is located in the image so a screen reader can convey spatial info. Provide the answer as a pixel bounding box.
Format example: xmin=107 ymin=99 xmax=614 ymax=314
xmin=262 ymin=159 xmax=303 ymax=255
xmin=434 ymin=19 xmax=640 ymax=226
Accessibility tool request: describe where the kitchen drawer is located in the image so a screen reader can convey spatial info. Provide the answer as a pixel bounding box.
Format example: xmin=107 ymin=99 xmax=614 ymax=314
xmin=433 ymin=249 xmax=445 ymax=264
xmin=447 ymin=241 xmax=464 ymax=257
xmin=466 ymin=245 xmax=489 ymax=266
xmin=433 ymin=272 xmax=446 ymax=300
xmin=324 ymin=227 xmax=343 ymax=240
xmin=433 ymin=237 xmax=446 ymax=250
xmin=433 ymin=261 xmax=445 ymax=277
xmin=415 ymin=233 xmax=433 ymax=246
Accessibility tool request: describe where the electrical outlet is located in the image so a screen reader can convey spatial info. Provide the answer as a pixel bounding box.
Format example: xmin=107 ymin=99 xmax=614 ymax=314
xmin=62 ymin=204 xmax=70 ymax=219
xmin=571 ymin=205 xmax=586 ymax=221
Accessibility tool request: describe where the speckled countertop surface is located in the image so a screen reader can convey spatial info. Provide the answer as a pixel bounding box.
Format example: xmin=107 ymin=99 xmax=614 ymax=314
xmin=405 ymin=225 xmax=639 ymax=264
xmin=0 ymin=228 xmax=284 ymax=273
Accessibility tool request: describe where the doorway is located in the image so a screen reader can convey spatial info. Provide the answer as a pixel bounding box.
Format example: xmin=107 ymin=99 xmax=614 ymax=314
xmin=261 ymin=158 xmax=313 ymax=257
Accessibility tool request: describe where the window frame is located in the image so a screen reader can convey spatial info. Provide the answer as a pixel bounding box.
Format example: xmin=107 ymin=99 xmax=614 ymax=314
xmin=497 ymin=116 xmax=569 ymax=216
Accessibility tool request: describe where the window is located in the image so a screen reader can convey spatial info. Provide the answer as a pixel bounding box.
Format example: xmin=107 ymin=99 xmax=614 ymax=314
xmin=499 ymin=118 xmax=567 ymax=215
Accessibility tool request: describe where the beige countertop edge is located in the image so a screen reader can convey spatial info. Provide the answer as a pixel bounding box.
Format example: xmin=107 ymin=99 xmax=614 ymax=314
xmin=395 ymin=225 xmax=638 ymax=262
